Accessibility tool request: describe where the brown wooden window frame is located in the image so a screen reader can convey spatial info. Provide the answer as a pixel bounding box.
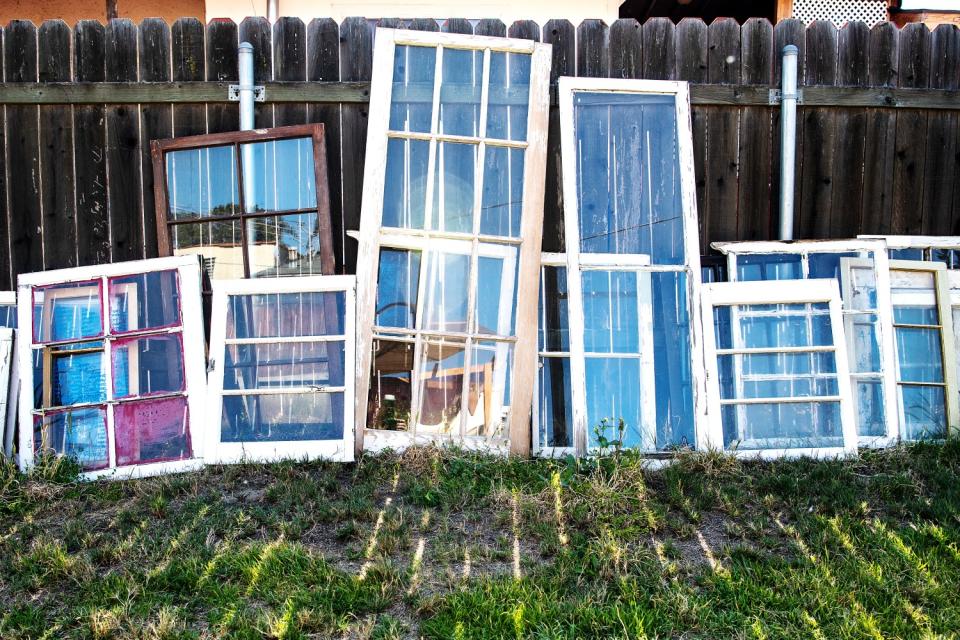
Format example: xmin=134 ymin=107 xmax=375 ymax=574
xmin=150 ymin=123 xmax=336 ymax=281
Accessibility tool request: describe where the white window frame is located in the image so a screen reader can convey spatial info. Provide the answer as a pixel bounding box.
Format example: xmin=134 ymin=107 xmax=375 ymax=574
xmin=556 ymin=77 xmax=705 ymax=456
xmin=700 ymin=279 xmax=859 ymax=459
xmin=205 ymin=275 xmax=356 ymax=463
xmin=533 ymin=253 xmax=573 ymax=458
xmin=887 ymin=259 xmax=959 ymax=440
xmin=0 ymin=291 xmax=17 ymax=460
xmin=714 ymin=239 xmax=899 ymax=448
xmin=354 ymin=28 xmax=551 ymax=456
xmin=17 ymin=256 xmax=207 ymax=481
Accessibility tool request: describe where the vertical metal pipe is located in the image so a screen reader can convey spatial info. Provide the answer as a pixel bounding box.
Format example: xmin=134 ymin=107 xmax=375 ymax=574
xmin=267 ymin=0 xmax=279 ymax=23
xmin=779 ymin=44 xmax=799 ymax=241
xmin=239 ymin=42 xmax=257 ymax=272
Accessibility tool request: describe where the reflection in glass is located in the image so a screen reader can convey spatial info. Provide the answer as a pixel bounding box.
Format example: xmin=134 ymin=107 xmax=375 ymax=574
xmin=376 ymin=249 xmax=421 ymax=329
xmin=901 ymin=385 xmax=947 ymax=440
xmin=32 ymin=281 xmax=102 ymax=343
xmin=585 ymin=357 xmax=643 ymax=448
xmin=367 ymin=339 xmax=415 ymax=431
xmin=247 ymin=213 xmax=323 ymax=278
xmin=422 ymin=251 xmax=470 ymax=332
xmin=476 ymin=253 xmax=517 ymax=336
xmin=223 ymin=342 xmax=344 ymax=390
xmin=439 ymin=47 xmax=482 ymax=137
xmin=736 ymin=253 xmax=802 ymax=281
xmin=109 ymin=270 xmax=181 ymax=332
xmin=807 ymin=252 xmax=858 ymax=281
xmin=389 ymin=45 xmax=435 ymax=134
xmin=733 ymin=303 xmax=833 ymax=349
xmin=240 ymin=137 xmax=316 ymax=212
xmin=46 ymin=344 xmax=106 ymax=407
xmin=856 ymin=380 xmax=886 ymax=437
xmin=486 ymin=52 xmax=531 ymax=142
xmin=221 ymin=392 xmax=344 ymax=442
xmin=466 ymin=340 xmax=512 ymax=440
xmin=112 ymin=335 xmax=185 ymax=399
xmin=718 ymin=352 xmax=838 ymax=400
xmin=573 ymin=92 xmax=683 ymax=263
xmin=417 ymin=338 xmax=466 ymax=434
xmin=582 ymin=271 xmax=639 ymax=353
xmin=171 ymin=220 xmax=245 ymax=281
xmin=383 ymin=138 xmax=429 ymax=229
xmin=539 ymin=356 xmax=572 ymax=448
xmin=114 ymin=396 xmax=191 ymax=466
xmin=721 ymin=402 xmax=844 ymax=450
xmin=896 ymin=327 xmax=944 ymax=383
xmin=433 ymin=142 xmax=476 ymax=233
xmin=165 ymin=145 xmax=239 ymax=220
xmin=480 ymin=146 xmax=524 ymax=237
xmin=33 ymin=407 xmax=108 ymax=470
xmin=227 ymin=292 xmax=345 ymax=339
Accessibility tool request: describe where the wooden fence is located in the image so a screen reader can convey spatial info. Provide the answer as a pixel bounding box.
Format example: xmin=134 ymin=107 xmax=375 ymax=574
xmin=0 ymin=16 xmax=958 ymax=288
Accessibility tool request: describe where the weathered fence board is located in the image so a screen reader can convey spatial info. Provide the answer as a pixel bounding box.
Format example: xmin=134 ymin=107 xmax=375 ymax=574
xmin=0 ymin=16 xmax=959 ymax=281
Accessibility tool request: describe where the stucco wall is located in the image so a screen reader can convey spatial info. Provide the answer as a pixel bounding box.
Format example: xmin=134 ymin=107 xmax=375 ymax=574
xmin=1 ymin=0 xmax=203 ymax=26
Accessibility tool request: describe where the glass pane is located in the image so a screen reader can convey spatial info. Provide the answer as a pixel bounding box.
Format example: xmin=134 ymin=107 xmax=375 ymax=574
xmin=366 ymin=339 xmax=415 ymax=431
xmin=651 ymin=271 xmax=695 ymax=449
xmin=475 ymin=251 xmax=518 ymax=336
xmin=733 ymin=303 xmax=833 ymax=349
xmin=584 ymin=357 xmax=644 ymax=449
xmin=221 ymin=392 xmax=345 ymax=442
xmin=34 ymin=407 xmax=108 ymax=471
xmin=164 ymin=145 xmax=239 ymax=220
xmin=416 ymin=337 xmax=466 ymax=434
xmin=433 ymin=142 xmax=476 ymax=233
xmin=539 ymin=356 xmax=572 ymax=448
xmin=582 ymin=271 xmax=639 ymax=353
xmin=109 ymin=270 xmax=181 ymax=333
xmin=227 ymin=291 xmax=344 ymax=339
xmin=171 ymin=220 xmax=245 ymax=281
xmin=891 ymin=269 xmax=937 ymax=322
xmin=465 ymin=340 xmax=512 ymax=440
xmin=223 ymin=342 xmax=345 ymax=390
xmin=486 ymin=52 xmax=531 ymax=142
xmin=848 ymin=264 xmax=878 ymax=311
xmin=422 ymin=251 xmax=470 ymax=332
xmin=856 ymin=380 xmax=886 ymax=438
xmin=112 ymin=335 xmax=185 ymax=399
xmin=241 ymin=137 xmax=316 ymax=212
xmin=808 ymin=252 xmax=858 ymax=281
xmin=438 ymin=47 xmax=482 ymax=137
xmin=894 ymin=304 xmax=939 ymax=326
xmin=383 ymin=138 xmax=429 ymax=229
xmin=896 ymin=327 xmax=944 ymax=383
xmin=247 ymin=213 xmax=324 ymax=278
xmin=32 ymin=281 xmax=102 ymax=343
xmin=900 ymin=385 xmax=947 ymax=440
xmin=890 ymin=248 xmax=924 ymax=260
xmin=718 ymin=352 xmax=839 ymax=400
xmin=539 ymin=265 xmax=569 ymax=352
xmin=114 ymin=396 xmax=191 ymax=466
xmin=46 ymin=345 xmax=106 ymax=407
xmin=389 ymin=45 xmax=436 ymax=134
xmin=847 ymin=312 xmax=882 ymax=374
xmin=480 ymin=146 xmax=524 ymax=237
xmin=721 ymin=402 xmax=844 ymax=450
xmin=573 ymin=92 xmax=683 ymax=264
xmin=0 ymin=303 xmax=17 ymax=328
xmin=376 ymin=249 xmax=421 ymax=330
xmin=931 ymin=248 xmax=960 ymax=269
xmin=736 ymin=254 xmax=803 ymax=281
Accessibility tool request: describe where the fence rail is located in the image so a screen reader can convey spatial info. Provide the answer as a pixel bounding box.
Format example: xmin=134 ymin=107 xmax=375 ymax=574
xmin=0 ymin=16 xmax=958 ymax=288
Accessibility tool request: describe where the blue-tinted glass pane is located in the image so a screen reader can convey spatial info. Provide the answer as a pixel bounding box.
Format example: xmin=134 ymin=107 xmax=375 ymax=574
xmin=109 ymin=270 xmax=180 ymax=332
xmin=848 ymin=313 xmax=882 ymax=373
xmin=736 ymin=303 xmax=833 ymax=349
xmin=227 ymin=292 xmax=344 ymax=339
xmin=247 ymin=212 xmax=325 ymax=278
xmin=539 ymin=266 xmax=569 ymax=351
xmin=539 ymin=356 xmax=572 ymax=448
xmin=808 ymin=252 xmax=858 ymax=282
xmin=585 ymin=357 xmax=643 ymax=449
xmin=486 ymin=52 xmax=530 ymax=141
xmin=480 ymin=146 xmax=523 ymax=237
xmin=33 ymin=282 xmax=102 ymax=343
xmin=901 ymin=385 xmax=947 ymax=440
xmin=713 ymin=305 xmax=733 ymax=350
xmin=896 ymin=327 xmax=944 ymax=383
xmin=718 ymin=353 xmax=838 ymax=400
xmin=582 ymin=271 xmax=639 ymax=353
xmin=0 ymin=304 xmax=16 ymax=328
xmin=856 ymin=380 xmax=886 ymax=438
xmin=651 ymin=271 xmax=695 ymax=449
xmin=389 ymin=45 xmax=435 ymax=133
xmin=736 ymin=254 xmax=802 ymax=281
xmin=112 ymin=335 xmax=184 ymax=399
xmin=165 ymin=145 xmax=239 ymax=220
xmin=224 ymin=342 xmax=345 ymax=390
xmin=848 ymin=265 xmax=878 ymax=311
xmin=930 ymin=248 xmax=960 ymax=269
xmin=476 ymin=252 xmax=518 ymax=336
xmin=383 ymin=138 xmax=429 ymax=229
xmin=721 ymin=401 xmax=844 ymax=450
xmin=221 ymin=392 xmax=344 ymax=442
xmin=573 ymin=92 xmax=683 ymax=264
xmin=439 ymin=48 xmax=482 ymax=137
xmin=894 ymin=305 xmax=939 ymax=325
xmin=34 ymin=407 xmax=108 ymax=470
xmin=423 ymin=252 xmax=470 ymax=332
xmin=432 ymin=142 xmax=476 ymax=233
xmin=49 ymin=347 xmax=106 ymax=406
xmin=241 ymin=137 xmax=315 ymax=212
xmin=891 ymin=248 xmax=924 ymax=260
xmin=376 ymin=249 xmax=420 ymax=329
xmin=467 ymin=340 xmax=512 ymax=440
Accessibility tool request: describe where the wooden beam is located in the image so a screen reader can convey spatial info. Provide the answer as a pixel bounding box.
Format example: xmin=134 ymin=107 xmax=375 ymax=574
xmin=776 ymin=0 xmax=794 ymax=22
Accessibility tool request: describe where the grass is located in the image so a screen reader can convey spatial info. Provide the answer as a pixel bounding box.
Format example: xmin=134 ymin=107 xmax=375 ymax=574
xmin=1 ymin=443 xmax=960 ymax=639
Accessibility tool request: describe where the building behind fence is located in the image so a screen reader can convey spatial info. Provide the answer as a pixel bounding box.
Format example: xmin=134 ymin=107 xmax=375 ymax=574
xmin=0 ymin=16 xmax=958 ymax=288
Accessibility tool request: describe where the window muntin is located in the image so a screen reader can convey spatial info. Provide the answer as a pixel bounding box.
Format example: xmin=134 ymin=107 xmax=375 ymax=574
xmin=154 ymin=124 xmax=335 ymax=284
xmin=358 ymin=29 xmax=549 ymax=454
xmin=206 ymin=278 xmax=355 ymax=463
xmin=553 ymin=79 xmax=702 ymax=456
xmin=701 ymin=279 xmax=857 ymax=458
xmin=18 ymin=257 xmax=206 ymax=480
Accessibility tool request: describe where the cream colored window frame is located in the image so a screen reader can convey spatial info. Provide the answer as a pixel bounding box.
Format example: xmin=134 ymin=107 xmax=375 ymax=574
xmin=355 ymin=29 xmax=551 ymax=456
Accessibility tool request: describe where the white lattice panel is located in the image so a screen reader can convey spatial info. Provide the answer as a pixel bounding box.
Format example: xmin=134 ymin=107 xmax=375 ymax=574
xmin=792 ymin=0 xmax=890 ymax=27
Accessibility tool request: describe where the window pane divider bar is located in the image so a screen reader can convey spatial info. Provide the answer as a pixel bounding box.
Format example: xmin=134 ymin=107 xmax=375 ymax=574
xmin=715 ymin=345 xmax=837 ymax=355
xmin=220 ymin=386 xmax=346 ymax=396
xmin=719 ymin=395 xmax=843 ymax=406
xmin=386 ymin=130 xmax=527 ymax=149
xmin=224 ymin=335 xmax=346 ymax=345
